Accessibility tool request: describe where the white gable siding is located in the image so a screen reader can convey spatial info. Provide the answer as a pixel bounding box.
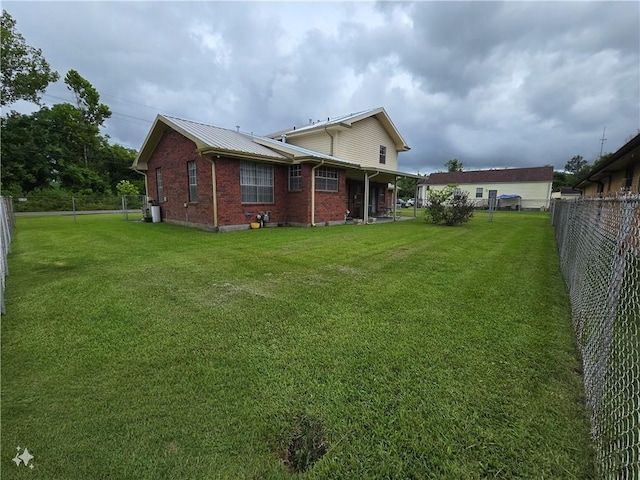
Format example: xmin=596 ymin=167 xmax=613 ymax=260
xmin=422 ymin=181 xmax=552 ymax=210
xmin=285 ymin=133 xmax=332 ymax=157
xmin=335 ymin=117 xmax=398 ymax=169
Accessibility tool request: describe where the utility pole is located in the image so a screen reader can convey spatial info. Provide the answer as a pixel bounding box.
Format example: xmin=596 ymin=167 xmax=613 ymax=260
xmin=599 ymin=127 xmax=607 ymax=159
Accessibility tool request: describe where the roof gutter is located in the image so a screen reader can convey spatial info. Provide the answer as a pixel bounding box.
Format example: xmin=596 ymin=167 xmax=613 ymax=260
xmin=196 ymin=146 xmax=291 ymax=164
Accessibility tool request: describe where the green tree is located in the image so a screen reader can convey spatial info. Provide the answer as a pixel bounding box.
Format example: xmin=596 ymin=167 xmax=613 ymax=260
xmin=0 ymin=111 xmax=54 ymax=192
xmin=445 ymin=158 xmax=463 ymax=172
xmin=0 ymin=103 xmax=112 ymax=194
xmin=564 ymin=155 xmax=587 ymax=174
xmin=552 ymin=171 xmax=573 ymax=191
xmin=64 ymin=69 xmax=112 ymax=166
xmin=64 ymin=69 xmax=111 ymax=127
xmin=1 ymin=10 xmax=59 ymax=106
xmin=396 ymin=176 xmax=417 ymax=200
xmin=424 ymin=185 xmax=474 ymax=226
xmin=98 ymin=143 xmax=140 ymax=190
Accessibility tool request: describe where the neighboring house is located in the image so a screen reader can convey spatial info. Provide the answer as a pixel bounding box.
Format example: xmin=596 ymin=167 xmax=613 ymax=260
xmin=418 ymin=166 xmax=554 ymax=210
xmin=132 ymin=107 xmax=418 ymax=231
xmin=551 ymin=187 xmax=582 ymax=200
xmin=575 ymin=133 xmax=640 ymax=196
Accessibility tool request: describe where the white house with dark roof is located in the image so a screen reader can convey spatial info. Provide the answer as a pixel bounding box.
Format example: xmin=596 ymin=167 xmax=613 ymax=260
xmin=418 ymin=166 xmax=554 ymax=211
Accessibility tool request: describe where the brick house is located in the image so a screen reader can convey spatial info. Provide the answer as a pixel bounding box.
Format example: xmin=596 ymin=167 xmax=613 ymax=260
xmin=133 ymin=108 xmax=418 ymax=231
xmin=575 ymin=132 xmax=640 ymax=195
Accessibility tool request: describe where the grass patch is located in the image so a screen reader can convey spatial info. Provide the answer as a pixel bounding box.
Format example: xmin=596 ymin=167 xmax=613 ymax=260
xmin=1 ymin=212 xmax=593 ymax=478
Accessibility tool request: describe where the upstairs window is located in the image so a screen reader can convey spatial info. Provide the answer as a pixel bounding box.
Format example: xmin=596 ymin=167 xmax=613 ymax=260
xmin=315 ymin=167 xmax=338 ymax=192
xmin=379 ymin=145 xmax=387 ymax=164
xmin=187 ymin=160 xmax=198 ymax=202
xmin=241 ymin=161 xmax=274 ymax=203
xmin=289 ymin=165 xmax=301 ymax=191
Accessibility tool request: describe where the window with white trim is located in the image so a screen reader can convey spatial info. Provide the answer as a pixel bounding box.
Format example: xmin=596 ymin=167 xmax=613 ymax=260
xmin=379 ymin=145 xmax=387 ymax=164
xmin=241 ymin=161 xmax=274 ymax=203
xmin=156 ymin=167 xmax=164 ymax=201
xmin=289 ymin=165 xmax=301 ymax=191
xmin=315 ymin=167 xmax=338 ymax=192
xmin=476 ymin=187 xmax=483 ymax=198
xmin=187 ymin=160 xmax=198 ymax=202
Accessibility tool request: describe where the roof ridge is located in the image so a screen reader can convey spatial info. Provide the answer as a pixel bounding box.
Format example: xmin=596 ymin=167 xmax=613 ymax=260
xmin=162 ymin=114 xmax=242 ymax=134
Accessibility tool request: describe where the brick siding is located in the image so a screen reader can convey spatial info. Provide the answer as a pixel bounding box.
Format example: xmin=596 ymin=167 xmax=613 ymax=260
xmin=146 ymin=129 xmax=356 ymax=229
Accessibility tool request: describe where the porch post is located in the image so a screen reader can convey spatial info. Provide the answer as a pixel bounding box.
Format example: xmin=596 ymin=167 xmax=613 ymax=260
xmin=363 ymin=172 xmax=370 ymax=225
xmin=414 ymin=179 xmax=419 ymax=218
xmin=393 ymin=176 xmax=398 ymax=221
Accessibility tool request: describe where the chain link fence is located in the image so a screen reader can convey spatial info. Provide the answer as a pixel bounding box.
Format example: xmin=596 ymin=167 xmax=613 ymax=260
xmin=1 ymin=196 xmax=16 ymax=314
xmin=552 ymin=195 xmax=639 ymax=479
xmin=121 ymin=195 xmax=147 ymax=221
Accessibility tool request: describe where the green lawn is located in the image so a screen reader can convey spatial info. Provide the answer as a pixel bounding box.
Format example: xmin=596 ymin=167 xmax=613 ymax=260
xmin=2 ymin=212 xmax=593 ymax=478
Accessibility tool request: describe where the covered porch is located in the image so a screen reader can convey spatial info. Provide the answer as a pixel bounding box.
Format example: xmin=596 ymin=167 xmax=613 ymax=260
xmin=344 ymin=168 xmax=421 ymax=224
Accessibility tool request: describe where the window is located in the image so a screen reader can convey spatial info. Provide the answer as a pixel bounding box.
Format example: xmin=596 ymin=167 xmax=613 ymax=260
xmin=241 ymin=161 xmax=274 ymax=203
xmin=188 ymin=160 xmax=198 ymax=202
xmin=624 ymin=165 xmax=634 ymax=190
xmin=289 ymin=165 xmax=301 ymax=191
xmin=453 ymin=187 xmax=462 ymax=199
xmin=156 ymin=167 xmax=164 ymax=201
xmin=476 ymin=187 xmax=483 ymax=198
xmin=379 ymin=145 xmax=387 ymax=164
xmin=315 ymin=167 xmax=338 ymax=192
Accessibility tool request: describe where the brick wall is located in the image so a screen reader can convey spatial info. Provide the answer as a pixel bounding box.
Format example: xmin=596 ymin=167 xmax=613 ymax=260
xmin=146 ymin=130 xmax=214 ymax=228
xmin=214 ymin=158 xmax=289 ymax=226
xmin=146 ymin=129 xmax=351 ymax=229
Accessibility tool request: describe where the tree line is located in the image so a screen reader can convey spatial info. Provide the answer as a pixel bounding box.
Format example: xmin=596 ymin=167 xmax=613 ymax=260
xmin=1 ymin=10 xmax=142 ymax=199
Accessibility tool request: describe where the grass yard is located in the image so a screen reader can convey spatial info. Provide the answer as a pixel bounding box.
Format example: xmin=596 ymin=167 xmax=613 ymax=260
xmin=1 ymin=212 xmax=593 ymax=478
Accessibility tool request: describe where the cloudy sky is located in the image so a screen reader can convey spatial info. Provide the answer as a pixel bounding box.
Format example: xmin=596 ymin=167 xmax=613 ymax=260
xmin=4 ymin=1 xmax=639 ymax=174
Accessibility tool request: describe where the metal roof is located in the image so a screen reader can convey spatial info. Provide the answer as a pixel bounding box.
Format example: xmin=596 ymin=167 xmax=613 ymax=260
xmin=265 ymin=107 xmax=410 ymax=151
xmin=162 ymin=116 xmax=287 ymax=159
xmin=134 ymin=113 xmax=420 ymax=179
xmin=250 ymin=135 xmax=359 ymax=166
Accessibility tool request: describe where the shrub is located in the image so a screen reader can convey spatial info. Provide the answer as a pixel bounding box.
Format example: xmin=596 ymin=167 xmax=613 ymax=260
xmin=116 ymin=180 xmax=139 ymax=196
xmin=424 ymin=185 xmax=475 ymax=226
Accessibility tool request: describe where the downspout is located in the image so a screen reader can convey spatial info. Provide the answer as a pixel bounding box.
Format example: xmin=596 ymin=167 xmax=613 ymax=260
xmin=132 ymin=167 xmax=148 ymax=202
xmin=200 ymin=153 xmax=218 ymax=229
xmin=324 ymin=126 xmax=335 ymax=156
xmin=311 ymin=160 xmax=325 ymax=227
xmin=209 ymin=157 xmax=219 ymax=229
xmin=364 ymin=170 xmax=380 ymax=225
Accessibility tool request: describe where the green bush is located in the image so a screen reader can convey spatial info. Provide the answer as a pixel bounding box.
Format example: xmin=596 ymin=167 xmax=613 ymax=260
xmin=424 ymin=185 xmax=475 ymax=226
